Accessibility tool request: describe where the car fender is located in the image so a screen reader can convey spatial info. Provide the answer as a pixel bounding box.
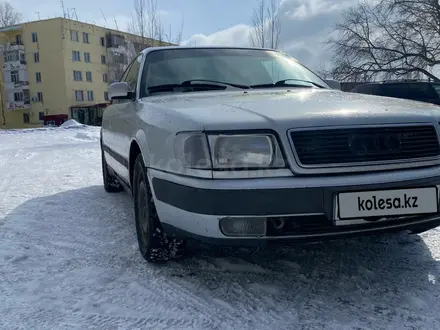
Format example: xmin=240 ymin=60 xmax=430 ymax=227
xmin=133 ymin=129 xmax=150 ymax=167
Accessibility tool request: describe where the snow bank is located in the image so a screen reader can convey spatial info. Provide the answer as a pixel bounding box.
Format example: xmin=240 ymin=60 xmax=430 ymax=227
xmin=74 ymin=131 xmax=100 ymax=141
xmin=60 ymin=119 xmax=85 ymax=128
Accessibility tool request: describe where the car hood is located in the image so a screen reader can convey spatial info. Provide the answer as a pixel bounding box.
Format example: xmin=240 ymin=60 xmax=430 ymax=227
xmin=145 ymin=89 xmax=440 ymax=131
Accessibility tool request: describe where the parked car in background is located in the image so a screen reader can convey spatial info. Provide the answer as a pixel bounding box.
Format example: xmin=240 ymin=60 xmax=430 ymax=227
xmin=351 ymin=80 xmax=440 ymax=106
xmin=101 ymin=46 xmax=440 ymax=263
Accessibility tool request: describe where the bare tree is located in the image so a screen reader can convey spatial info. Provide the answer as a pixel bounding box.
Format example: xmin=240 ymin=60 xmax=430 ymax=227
xmin=325 ymin=0 xmax=440 ymax=82
xmin=0 ymin=1 xmax=21 ymax=28
xmin=0 ymin=2 xmax=21 ymax=125
xmin=165 ymin=16 xmax=184 ymax=45
xmin=129 ymin=0 xmax=183 ymax=47
xmin=129 ymin=0 xmax=159 ymax=49
xmin=144 ymin=0 xmax=163 ymax=45
xmin=315 ymin=60 xmax=333 ymax=80
xmin=249 ymin=0 xmax=281 ymax=49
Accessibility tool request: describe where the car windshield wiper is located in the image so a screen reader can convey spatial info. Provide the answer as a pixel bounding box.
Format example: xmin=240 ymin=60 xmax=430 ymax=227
xmin=147 ymin=79 xmax=250 ymax=94
xmin=181 ymin=79 xmax=250 ymax=89
xmin=250 ymin=79 xmax=326 ymax=89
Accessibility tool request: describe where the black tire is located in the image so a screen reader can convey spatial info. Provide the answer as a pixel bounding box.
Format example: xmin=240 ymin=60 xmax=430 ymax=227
xmin=101 ymin=147 xmax=124 ymax=193
xmin=132 ymin=154 xmax=185 ymax=263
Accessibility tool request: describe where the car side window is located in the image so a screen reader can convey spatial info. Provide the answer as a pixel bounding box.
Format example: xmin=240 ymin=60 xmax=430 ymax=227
xmin=432 ymin=84 xmax=440 ymax=98
xmin=119 ymin=62 xmax=133 ymax=83
xmin=379 ymin=84 xmax=408 ymax=98
xmin=123 ymin=55 xmax=142 ymax=93
xmin=406 ymin=83 xmax=437 ymax=100
xmin=352 ymin=84 xmax=376 ymax=95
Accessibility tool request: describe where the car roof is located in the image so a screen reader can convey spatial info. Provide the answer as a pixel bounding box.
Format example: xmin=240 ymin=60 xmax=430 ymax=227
xmin=141 ymin=45 xmax=282 ymax=55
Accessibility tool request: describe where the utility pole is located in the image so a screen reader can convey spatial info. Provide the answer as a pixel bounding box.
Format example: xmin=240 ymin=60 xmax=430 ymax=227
xmin=100 ymin=9 xmax=108 ymax=28
xmin=61 ymin=0 xmax=66 ymax=18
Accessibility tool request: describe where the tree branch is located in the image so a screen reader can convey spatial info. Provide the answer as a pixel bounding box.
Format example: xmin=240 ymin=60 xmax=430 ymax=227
xmin=325 ymin=0 xmax=439 ymax=82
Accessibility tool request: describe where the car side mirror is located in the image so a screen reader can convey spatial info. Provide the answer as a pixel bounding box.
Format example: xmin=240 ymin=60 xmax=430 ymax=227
xmin=324 ymin=79 xmax=341 ymax=90
xmin=108 ymin=82 xmax=134 ymax=100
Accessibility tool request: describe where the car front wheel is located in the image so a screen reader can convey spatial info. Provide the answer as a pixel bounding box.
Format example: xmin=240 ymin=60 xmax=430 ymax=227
xmin=132 ymin=154 xmax=185 ymax=263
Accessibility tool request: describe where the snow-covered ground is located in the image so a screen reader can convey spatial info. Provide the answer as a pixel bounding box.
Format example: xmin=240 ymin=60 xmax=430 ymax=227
xmin=1 ymin=125 xmax=440 ymax=330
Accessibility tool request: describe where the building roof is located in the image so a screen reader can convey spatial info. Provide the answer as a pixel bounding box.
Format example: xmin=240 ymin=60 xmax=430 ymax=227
xmin=0 ymin=17 xmax=174 ymax=45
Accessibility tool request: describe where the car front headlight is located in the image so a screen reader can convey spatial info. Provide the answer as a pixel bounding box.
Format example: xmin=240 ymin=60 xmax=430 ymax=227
xmin=174 ymin=132 xmax=212 ymax=169
xmin=174 ymin=132 xmax=285 ymax=170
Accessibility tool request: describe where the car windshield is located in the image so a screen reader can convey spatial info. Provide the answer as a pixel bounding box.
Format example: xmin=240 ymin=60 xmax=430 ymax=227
xmin=140 ymin=48 xmax=330 ymax=96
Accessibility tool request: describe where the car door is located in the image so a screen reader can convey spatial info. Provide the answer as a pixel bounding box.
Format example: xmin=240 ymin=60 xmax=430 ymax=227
xmin=104 ymin=54 xmax=142 ymax=183
xmin=102 ymin=60 xmax=133 ymax=155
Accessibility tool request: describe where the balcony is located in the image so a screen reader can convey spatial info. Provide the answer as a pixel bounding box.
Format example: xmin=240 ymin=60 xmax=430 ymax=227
xmin=14 ymin=80 xmax=29 ymax=89
xmin=3 ymin=61 xmax=27 ymax=71
xmin=0 ymin=42 xmax=24 ymax=52
xmin=106 ymin=33 xmax=126 ymax=48
xmin=4 ymin=81 xmax=29 ymax=90
xmin=9 ymin=43 xmax=25 ymax=51
xmin=6 ymin=100 xmax=31 ymax=111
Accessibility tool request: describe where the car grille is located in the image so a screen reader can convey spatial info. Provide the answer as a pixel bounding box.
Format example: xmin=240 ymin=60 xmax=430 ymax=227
xmin=290 ymin=125 xmax=440 ymax=166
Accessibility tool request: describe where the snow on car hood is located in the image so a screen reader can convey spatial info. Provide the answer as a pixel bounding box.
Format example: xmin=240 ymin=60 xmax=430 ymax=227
xmin=145 ymin=89 xmax=440 ymax=131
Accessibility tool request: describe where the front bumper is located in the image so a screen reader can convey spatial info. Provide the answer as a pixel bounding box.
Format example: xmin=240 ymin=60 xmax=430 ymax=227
xmin=149 ymin=166 xmax=440 ymax=245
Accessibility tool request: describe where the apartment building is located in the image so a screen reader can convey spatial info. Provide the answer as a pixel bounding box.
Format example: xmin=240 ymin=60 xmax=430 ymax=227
xmin=0 ymin=18 xmax=169 ymax=129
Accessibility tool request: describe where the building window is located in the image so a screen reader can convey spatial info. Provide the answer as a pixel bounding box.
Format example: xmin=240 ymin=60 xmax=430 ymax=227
xmin=86 ymin=71 xmax=92 ymax=82
xmin=36 ymin=72 xmax=41 ymax=83
xmin=101 ymin=55 xmax=106 ymax=64
xmin=75 ymin=90 xmax=84 ymax=101
xmin=33 ymin=52 xmax=39 ymax=63
xmin=87 ymin=90 xmax=94 ymax=101
xmin=72 ymin=50 xmax=81 ymax=61
xmin=100 ymin=37 xmax=105 ymax=46
xmin=73 ymin=70 xmax=82 ymax=81
xmin=23 ymin=113 xmax=30 ymax=123
xmin=24 ymin=90 xmax=30 ymax=104
xmin=20 ymin=53 xmax=25 ymax=62
xmin=103 ymin=73 xmax=108 ymax=82
xmin=14 ymin=92 xmax=23 ymax=101
xmin=32 ymin=32 xmax=38 ymax=42
xmin=104 ymin=91 xmax=109 ymax=101
xmin=37 ymin=92 xmax=43 ymax=102
xmin=83 ymin=32 xmax=89 ymax=43
xmin=84 ymin=52 xmax=90 ymax=62
xmin=5 ymin=50 xmax=18 ymax=62
xmin=39 ymin=112 xmax=45 ymax=121
xmin=70 ymin=30 xmax=79 ymax=42
xmin=10 ymin=70 xmax=19 ymax=83
xmin=16 ymin=34 xmax=22 ymax=45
